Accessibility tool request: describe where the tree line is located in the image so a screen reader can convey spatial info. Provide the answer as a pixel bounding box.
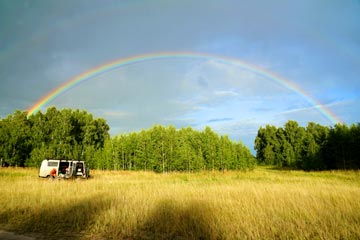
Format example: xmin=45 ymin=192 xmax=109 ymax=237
xmin=0 ymin=108 xmax=255 ymax=172
xmin=93 ymin=125 xmax=255 ymax=172
xmin=255 ymin=120 xmax=360 ymax=170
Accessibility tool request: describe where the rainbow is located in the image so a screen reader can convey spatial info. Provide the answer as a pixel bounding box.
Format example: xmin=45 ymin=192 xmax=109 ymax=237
xmin=26 ymin=51 xmax=342 ymax=124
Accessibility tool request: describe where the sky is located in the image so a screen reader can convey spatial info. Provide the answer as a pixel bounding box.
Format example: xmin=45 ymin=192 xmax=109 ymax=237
xmin=1 ymin=0 xmax=360 ymax=151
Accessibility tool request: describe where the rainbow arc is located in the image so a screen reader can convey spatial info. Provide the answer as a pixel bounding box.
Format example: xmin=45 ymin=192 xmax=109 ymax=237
xmin=26 ymin=51 xmax=341 ymax=124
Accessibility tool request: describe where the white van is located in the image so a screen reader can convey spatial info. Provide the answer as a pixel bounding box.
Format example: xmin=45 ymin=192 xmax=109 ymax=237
xmin=39 ymin=159 xmax=90 ymax=179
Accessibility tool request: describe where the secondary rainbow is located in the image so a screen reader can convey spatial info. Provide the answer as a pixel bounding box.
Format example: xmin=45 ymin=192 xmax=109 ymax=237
xmin=26 ymin=51 xmax=342 ymax=124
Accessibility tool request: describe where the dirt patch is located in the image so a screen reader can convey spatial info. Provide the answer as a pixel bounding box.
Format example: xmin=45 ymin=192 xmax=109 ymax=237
xmin=0 ymin=230 xmax=35 ymax=240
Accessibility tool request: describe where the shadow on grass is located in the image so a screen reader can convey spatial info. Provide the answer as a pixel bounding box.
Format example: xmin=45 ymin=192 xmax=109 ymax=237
xmin=0 ymin=195 xmax=110 ymax=239
xmin=1 ymin=197 xmax=222 ymax=239
xmin=128 ymin=200 xmax=220 ymax=240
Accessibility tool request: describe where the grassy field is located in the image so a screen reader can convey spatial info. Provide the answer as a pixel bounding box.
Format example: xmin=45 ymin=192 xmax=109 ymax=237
xmin=0 ymin=167 xmax=359 ymax=240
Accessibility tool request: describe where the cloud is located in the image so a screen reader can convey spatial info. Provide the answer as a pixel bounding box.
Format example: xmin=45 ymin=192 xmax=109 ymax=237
xmin=279 ymin=101 xmax=344 ymax=116
xmin=274 ymin=99 xmax=353 ymax=124
xmin=207 ymin=118 xmax=233 ymax=123
xmin=214 ymin=90 xmax=239 ymax=97
xmin=196 ymin=76 xmax=208 ymax=88
xmin=101 ymin=110 xmax=132 ymax=118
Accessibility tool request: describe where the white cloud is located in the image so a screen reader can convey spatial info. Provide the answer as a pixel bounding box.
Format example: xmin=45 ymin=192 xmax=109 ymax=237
xmin=214 ymin=90 xmax=239 ymax=97
xmin=102 ymin=110 xmax=133 ymax=118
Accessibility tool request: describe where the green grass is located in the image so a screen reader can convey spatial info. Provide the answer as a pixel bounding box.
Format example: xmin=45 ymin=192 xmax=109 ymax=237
xmin=0 ymin=167 xmax=359 ymax=239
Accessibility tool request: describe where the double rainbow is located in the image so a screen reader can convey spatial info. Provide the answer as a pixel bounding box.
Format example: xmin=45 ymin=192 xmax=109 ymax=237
xmin=27 ymin=51 xmax=341 ymax=124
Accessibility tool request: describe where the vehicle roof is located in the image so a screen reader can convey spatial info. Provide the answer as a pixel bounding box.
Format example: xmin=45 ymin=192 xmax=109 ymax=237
xmin=45 ymin=159 xmax=85 ymax=162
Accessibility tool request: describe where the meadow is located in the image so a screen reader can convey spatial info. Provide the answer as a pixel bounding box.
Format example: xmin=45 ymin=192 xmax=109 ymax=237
xmin=0 ymin=167 xmax=359 ymax=240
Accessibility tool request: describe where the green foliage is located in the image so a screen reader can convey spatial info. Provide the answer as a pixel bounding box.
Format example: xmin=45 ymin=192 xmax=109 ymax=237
xmin=106 ymin=125 xmax=255 ymax=172
xmin=0 ymin=110 xmax=31 ymax=166
xmin=255 ymin=120 xmax=360 ymax=170
xmin=0 ymin=108 xmax=110 ymax=167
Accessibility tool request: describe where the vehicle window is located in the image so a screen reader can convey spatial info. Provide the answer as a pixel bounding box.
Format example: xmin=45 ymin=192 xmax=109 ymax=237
xmin=47 ymin=161 xmax=58 ymax=167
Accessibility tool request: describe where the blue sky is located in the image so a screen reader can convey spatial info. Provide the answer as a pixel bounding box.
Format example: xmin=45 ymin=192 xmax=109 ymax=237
xmin=1 ymin=0 xmax=359 ymax=151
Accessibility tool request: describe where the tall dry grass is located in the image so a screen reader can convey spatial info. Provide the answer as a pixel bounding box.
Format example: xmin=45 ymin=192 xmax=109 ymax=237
xmin=0 ymin=167 xmax=359 ymax=239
